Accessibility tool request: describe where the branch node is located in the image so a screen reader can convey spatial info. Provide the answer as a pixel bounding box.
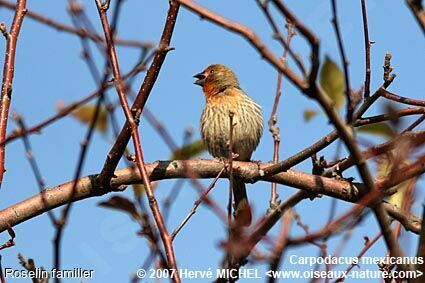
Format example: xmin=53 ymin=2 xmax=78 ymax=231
xmin=0 ymin=22 xmax=9 ymax=39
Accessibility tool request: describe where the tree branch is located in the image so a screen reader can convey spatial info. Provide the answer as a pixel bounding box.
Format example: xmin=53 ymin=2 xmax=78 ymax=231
xmin=406 ymin=0 xmax=425 ymax=36
xmin=176 ymin=0 xmax=307 ymax=90
xmin=0 ymin=0 xmax=152 ymax=49
xmin=0 ymin=0 xmax=26 ymax=188
xmin=96 ymin=1 xmax=180 ymax=187
xmin=0 ymin=159 xmax=422 ymax=235
xmin=94 ymin=1 xmax=179 ymax=280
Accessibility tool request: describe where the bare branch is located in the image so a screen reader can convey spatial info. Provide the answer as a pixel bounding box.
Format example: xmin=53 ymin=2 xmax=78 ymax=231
xmin=176 ymin=0 xmax=307 ymax=90
xmin=0 ymin=0 xmax=152 ymax=49
xmin=360 ymin=0 xmax=372 ymax=98
xmin=331 ymin=0 xmax=353 ymax=121
xmin=97 ymin=1 xmax=180 ymax=187
xmin=95 ymin=2 xmax=180 ymax=280
xmin=0 ymin=0 xmax=27 ymax=188
xmin=406 ymin=0 xmax=425 ymax=36
xmin=0 ymin=159 xmax=422 ymax=235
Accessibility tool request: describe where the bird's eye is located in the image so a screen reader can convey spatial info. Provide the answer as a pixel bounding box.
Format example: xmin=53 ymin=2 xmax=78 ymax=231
xmin=209 ymin=69 xmax=215 ymax=74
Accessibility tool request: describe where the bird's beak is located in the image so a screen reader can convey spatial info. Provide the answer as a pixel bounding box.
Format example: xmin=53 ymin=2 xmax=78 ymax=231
xmin=193 ymin=72 xmax=206 ymax=86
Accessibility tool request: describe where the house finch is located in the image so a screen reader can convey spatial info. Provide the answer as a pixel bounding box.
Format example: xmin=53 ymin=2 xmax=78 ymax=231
xmin=194 ymin=64 xmax=263 ymax=226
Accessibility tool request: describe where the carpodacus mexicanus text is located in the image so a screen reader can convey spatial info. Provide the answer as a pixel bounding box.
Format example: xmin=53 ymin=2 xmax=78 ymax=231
xmin=194 ymin=64 xmax=263 ymax=226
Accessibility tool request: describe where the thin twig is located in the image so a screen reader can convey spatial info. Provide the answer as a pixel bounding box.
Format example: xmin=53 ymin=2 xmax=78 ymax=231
xmin=271 ymin=0 xmax=320 ymax=87
xmin=12 ymin=114 xmax=57 ymax=225
xmin=268 ymin=210 xmax=293 ymax=283
xmin=406 ymin=0 xmax=425 ymax=36
xmin=0 ymin=0 xmax=27 ymax=188
xmin=402 ymin=114 xmax=425 ymax=133
xmin=95 ymin=2 xmax=180 ymax=281
xmin=171 ymin=168 xmax=225 ymax=240
xmin=335 ymin=232 xmax=382 ymax=282
xmin=360 ymin=0 xmax=371 ymax=98
xmin=0 ymin=0 xmax=152 ymax=49
xmin=268 ymin=22 xmax=295 ymax=210
xmin=2 ymin=50 xmax=154 ymax=147
xmin=255 ymin=0 xmax=306 ymax=76
xmin=52 ymin=3 xmax=121 ymax=279
xmin=214 ymin=191 xmax=308 ymax=282
xmin=381 ymin=89 xmax=425 ymax=106
xmin=323 ymin=130 xmax=425 ymax=177
xmin=331 ymin=0 xmax=353 ymax=121
xmin=176 ymin=0 xmax=306 ymax=90
xmin=163 ymin=128 xmax=194 ymax=222
xmin=67 ymin=0 xmax=123 ymax=138
xmin=356 ymin=107 xmax=425 ymax=126
xmin=53 ymin=85 xmax=105 ymax=283
xmin=228 ymin=110 xmax=235 ymax=226
xmin=261 ymin=86 xmax=384 ymax=179
xmin=96 ymin=1 xmax=180 ymax=188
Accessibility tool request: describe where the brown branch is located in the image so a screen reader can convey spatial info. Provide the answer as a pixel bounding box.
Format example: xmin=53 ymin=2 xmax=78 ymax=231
xmin=323 ymin=130 xmax=425 ymax=177
xmin=94 ymin=1 xmax=179 ymax=281
xmin=0 ymin=0 xmax=27 ymax=188
xmin=0 ymin=159 xmax=421 ymax=235
xmin=214 ymin=191 xmax=308 ymax=283
xmin=406 ymin=0 xmax=425 ymax=36
xmin=403 ymin=113 xmax=425 ymax=133
xmin=255 ymin=0 xmax=306 ymax=76
xmin=261 ymin=87 xmax=385 ymax=179
xmin=12 ymin=114 xmax=57 ymax=225
xmin=271 ymin=2 xmax=407 ymax=269
xmin=360 ymin=0 xmax=371 ymax=98
xmin=356 ymin=107 xmax=425 ymax=126
xmin=268 ymin=209 xmax=293 ymax=283
xmin=375 ymin=152 xmax=425 ymax=190
xmin=288 ymin=195 xmax=423 ymax=251
xmin=171 ymin=168 xmax=225 ymax=240
xmin=2 ymin=48 xmax=155 ymax=148
xmin=0 ymin=0 xmax=152 ymax=49
xmin=331 ymin=0 xmax=353 ymax=121
xmin=381 ymin=89 xmax=425 ymax=107
xmin=176 ymin=0 xmax=407 ymax=264
xmin=268 ymin=23 xmax=294 ymax=209
xmin=4 ymin=91 xmax=98 ymax=144
xmin=96 ymin=1 xmax=180 ymax=187
xmin=336 ymin=232 xmax=382 ymax=282
xmin=385 ymin=202 xmax=421 ymax=234
xmin=176 ymin=0 xmax=307 ymax=90
xmin=312 ymin=62 xmax=410 ymax=272
xmin=53 ymin=86 xmax=106 ymax=282
xmin=228 ymin=111 xmax=235 ymax=226
xmin=270 ymin=0 xmax=320 ymax=86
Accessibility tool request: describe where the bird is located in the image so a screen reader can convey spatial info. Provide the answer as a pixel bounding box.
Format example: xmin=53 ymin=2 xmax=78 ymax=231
xmin=194 ymin=64 xmax=263 ymax=226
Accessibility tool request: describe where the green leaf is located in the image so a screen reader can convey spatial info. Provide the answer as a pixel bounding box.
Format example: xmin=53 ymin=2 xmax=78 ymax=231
xmin=320 ymin=56 xmax=345 ymax=109
xmin=98 ymin=196 xmax=140 ymax=220
xmin=303 ymin=109 xmax=320 ymax=122
xmin=357 ymin=122 xmax=395 ymax=138
xmin=71 ymin=104 xmax=108 ymax=132
xmin=171 ymin=139 xmax=206 ymax=159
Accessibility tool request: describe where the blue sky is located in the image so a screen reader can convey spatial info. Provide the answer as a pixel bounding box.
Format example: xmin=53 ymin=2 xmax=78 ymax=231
xmin=0 ymin=0 xmax=424 ymax=282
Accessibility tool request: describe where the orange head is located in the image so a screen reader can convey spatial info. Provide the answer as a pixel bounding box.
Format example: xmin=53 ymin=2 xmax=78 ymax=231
xmin=194 ymin=64 xmax=240 ymax=96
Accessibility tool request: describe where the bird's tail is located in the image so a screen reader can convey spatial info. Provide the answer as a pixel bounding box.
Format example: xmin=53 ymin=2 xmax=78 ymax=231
xmin=233 ymin=178 xmax=252 ymax=226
